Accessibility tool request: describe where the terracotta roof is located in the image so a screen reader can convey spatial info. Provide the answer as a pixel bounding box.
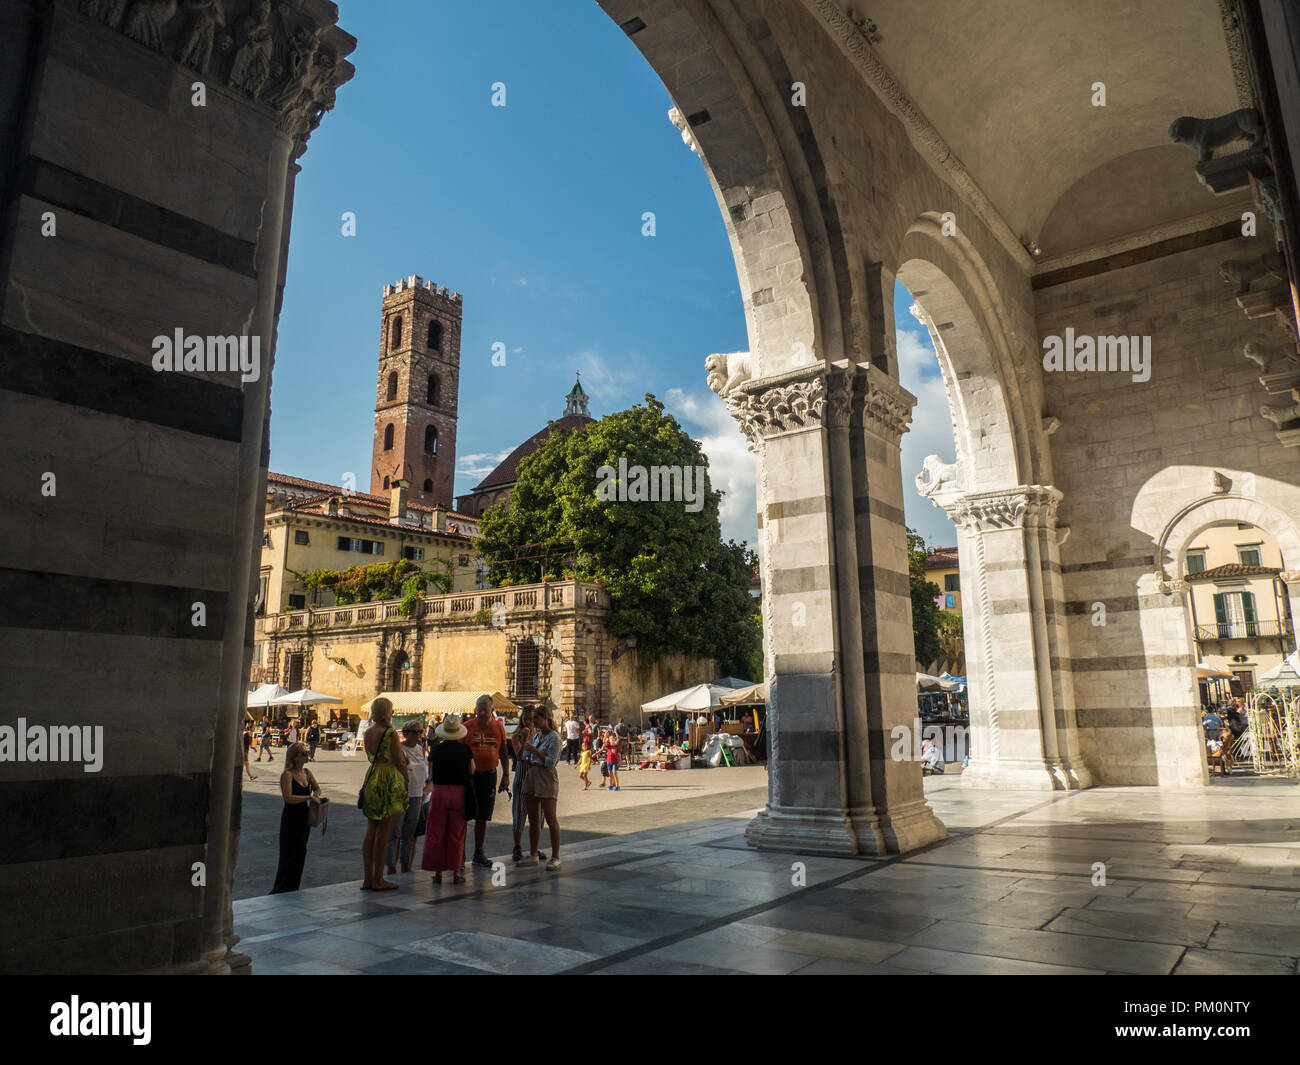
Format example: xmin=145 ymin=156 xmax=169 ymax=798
xmin=470 ymin=415 xmax=595 ymax=492
xmin=1186 ymin=563 xmax=1280 ymax=581
xmin=268 ymin=472 xmax=443 ymax=513
xmin=925 ymin=547 xmax=958 ymax=569
xmin=282 ymin=506 xmax=472 ymax=540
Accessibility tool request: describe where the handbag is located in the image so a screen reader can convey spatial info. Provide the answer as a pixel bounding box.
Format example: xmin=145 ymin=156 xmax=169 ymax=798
xmin=307 ymin=796 xmax=329 ymax=832
xmin=356 ymin=727 xmax=389 ymax=810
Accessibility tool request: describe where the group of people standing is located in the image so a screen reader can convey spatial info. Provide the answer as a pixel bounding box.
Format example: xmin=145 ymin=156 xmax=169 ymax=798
xmin=268 ymin=698 xmax=655 ymax=895
xmin=350 ymin=695 xmax=565 ymax=892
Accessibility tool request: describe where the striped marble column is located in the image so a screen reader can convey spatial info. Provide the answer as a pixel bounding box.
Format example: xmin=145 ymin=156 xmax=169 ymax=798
xmin=945 ymin=486 xmax=1092 ymax=790
xmin=720 ymin=360 xmax=945 ymax=856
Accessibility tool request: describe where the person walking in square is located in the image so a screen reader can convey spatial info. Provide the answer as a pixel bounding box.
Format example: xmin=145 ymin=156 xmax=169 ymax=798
xmin=305 ymin=719 xmax=320 ymax=762
xmin=423 ymin=713 xmax=475 ymax=884
xmin=519 ymin=705 xmax=562 ymax=870
xmin=563 ymin=710 xmax=582 ymax=766
xmin=387 ymin=720 xmax=429 ymax=874
xmin=604 ymin=727 xmax=621 ymax=791
xmin=270 ymin=741 xmax=320 ymax=894
xmin=360 ymin=697 xmax=408 ymax=891
xmin=461 ymin=695 xmax=511 ymax=870
xmin=257 ymin=719 xmax=273 ymax=762
xmin=510 ymin=706 xmax=538 ymax=862
xmin=242 ymin=725 xmax=256 ymax=781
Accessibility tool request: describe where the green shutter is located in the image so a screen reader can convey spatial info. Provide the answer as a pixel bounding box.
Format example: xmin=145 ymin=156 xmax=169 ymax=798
xmin=1242 ymin=592 xmax=1257 ymax=636
xmin=1213 ymin=593 xmax=1227 ymax=638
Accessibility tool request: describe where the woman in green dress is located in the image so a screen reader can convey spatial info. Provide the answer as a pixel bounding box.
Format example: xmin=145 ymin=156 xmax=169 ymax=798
xmin=360 ymin=696 xmax=408 ymax=891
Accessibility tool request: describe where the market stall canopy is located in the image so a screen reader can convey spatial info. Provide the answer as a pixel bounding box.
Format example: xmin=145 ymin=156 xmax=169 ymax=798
xmin=247 ymin=683 xmax=289 ymax=707
xmin=719 ymin=682 xmax=767 ymax=706
xmin=271 ymin=688 xmax=345 ymax=706
xmin=713 ymin=676 xmax=756 ymax=689
xmin=917 ymin=672 xmax=960 ymax=692
xmin=359 ymin=691 xmax=519 ymax=719
xmin=1257 ymin=650 xmax=1300 ymax=688
xmin=939 ymin=672 xmax=967 ymax=692
xmin=640 ymin=683 xmax=738 ymax=715
xmin=1195 ymin=662 xmax=1236 ymax=680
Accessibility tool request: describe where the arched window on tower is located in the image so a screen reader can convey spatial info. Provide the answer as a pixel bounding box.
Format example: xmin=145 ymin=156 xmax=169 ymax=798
xmin=383 ymin=424 xmax=394 ymax=451
xmin=427 ymin=374 xmax=438 ymax=406
xmin=423 ymin=478 xmax=433 ymax=493
xmin=386 ymin=371 xmax=397 ymax=401
xmin=427 ymin=320 xmax=442 ymax=350
xmin=390 ymin=316 xmax=402 ymax=351
xmin=383 ymin=475 xmax=390 ymax=489
xmin=424 ymin=425 xmax=437 ymax=454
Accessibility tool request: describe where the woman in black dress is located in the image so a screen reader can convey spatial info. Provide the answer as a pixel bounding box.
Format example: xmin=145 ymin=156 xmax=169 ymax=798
xmin=270 ymin=741 xmax=321 ymax=894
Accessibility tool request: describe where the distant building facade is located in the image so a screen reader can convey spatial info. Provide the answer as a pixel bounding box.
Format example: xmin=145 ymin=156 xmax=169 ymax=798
xmin=1184 ymin=522 xmax=1296 ymax=692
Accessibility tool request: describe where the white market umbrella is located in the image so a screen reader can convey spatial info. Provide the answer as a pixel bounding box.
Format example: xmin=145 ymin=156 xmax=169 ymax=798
xmin=719 ymin=683 xmax=767 ymax=706
xmin=1257 ymin=650 xmax=1300 ymax=689
xmin=271 ymin=688 xmax=345 ymax=707
xmin=1195 ymin=662 xmax=1235 ymax=680
xmin=247 ymin=683 xmax=289 ymax=708
xmin=640 ymin=683 xmax=737 ymax=717
xmin=917 ymin=672 xmax=959 ymax=692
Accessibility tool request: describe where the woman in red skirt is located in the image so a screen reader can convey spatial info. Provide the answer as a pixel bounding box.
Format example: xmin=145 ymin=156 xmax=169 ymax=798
xmin=421 ymin=713 xmax=475 ymax=884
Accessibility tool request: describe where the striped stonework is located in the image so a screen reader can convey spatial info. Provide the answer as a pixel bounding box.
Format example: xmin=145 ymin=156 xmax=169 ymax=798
xmin=725 ymin=360 xmax=946 ymax=856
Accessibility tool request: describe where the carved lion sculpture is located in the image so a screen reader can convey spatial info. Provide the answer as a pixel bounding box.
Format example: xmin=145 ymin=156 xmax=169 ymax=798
xmin=1219 ymin=252 xmax=1285 ymax=295
xmin=915 ymin=454 xmax=961 ymax=499
xmin=705 ymin=351 xmax=753 ymax=396
xmin=1261 ymin=403 xmax=1300 ymax=427
xmin=1168 ymin=109 xmax=1263 ymax=162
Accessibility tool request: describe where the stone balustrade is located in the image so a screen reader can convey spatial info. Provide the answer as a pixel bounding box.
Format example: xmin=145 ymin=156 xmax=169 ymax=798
xmin=261 ymin=579 xmax=610 ymax=632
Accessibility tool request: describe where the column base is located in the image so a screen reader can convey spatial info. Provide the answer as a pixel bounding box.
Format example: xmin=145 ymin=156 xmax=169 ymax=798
xmin=962 ymin=756 xmax=1092 ymax=791
xmin=746 ymin=801 xmax=946 ymax=857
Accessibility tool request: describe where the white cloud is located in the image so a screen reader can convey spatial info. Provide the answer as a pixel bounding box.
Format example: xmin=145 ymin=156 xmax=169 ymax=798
xmin=568 ymin=349 xmax=646 ymax=407
xmin=663 ymin=386 xmax=757 ymax=546
xmin=457 ymin=449 xmax=513 ymax=481
xmin=897 ymin=327 xmax=959 ymax=550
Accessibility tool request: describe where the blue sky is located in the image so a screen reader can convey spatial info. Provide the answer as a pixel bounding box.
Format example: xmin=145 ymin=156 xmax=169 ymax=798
xmin=271 ymin=0 xmax=957 ymax=551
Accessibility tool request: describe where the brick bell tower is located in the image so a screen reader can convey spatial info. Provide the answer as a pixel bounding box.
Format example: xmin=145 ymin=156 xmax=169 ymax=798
xmin=370 ymin=275 xmax=461 ymax=507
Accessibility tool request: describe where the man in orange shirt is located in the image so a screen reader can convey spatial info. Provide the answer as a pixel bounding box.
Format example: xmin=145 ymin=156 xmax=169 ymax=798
xmin=461 ymin=693 xmax=511 ymax=869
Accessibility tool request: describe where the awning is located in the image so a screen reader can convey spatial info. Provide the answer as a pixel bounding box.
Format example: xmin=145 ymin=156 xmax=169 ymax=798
xmin=640 ymin=683 xmax=737 ymax=715
xmin=271 ymin=688 xmax=345 ymax=706
xmin=1196 ymin=662 xmax=1235 ymax=680
xmin=247 ymin=683 xmax=289 ymax=707
xmin=359 ymin=691 xmax=520 ymax=719
xmin=1257 ymin=650 xmax=1300 ymax=688
xmin=719 ymin=683 xmax=766 ymax=706
xmin=917 ymin=672 xmax=959 ymax=692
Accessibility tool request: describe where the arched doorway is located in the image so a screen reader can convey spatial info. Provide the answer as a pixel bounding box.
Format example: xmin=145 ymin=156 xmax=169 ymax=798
xmin=389 ymin=650 xmax=412 ymax=693
xmin=896 ymin=223 xmax=1091 ymax=792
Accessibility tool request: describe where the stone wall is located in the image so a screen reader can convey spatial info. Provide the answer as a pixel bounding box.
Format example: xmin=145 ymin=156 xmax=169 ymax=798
xmin=1036 ymin=236 xmax=1300 ymax=785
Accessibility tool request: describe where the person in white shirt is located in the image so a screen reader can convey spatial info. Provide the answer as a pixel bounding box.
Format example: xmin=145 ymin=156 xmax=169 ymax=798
xmin=563 ymin=711 xmax=582 ymax=766
xmin=387 ymin=721 xmax=431 ymax=873
xmin=921 ymin=737 xmax=944 ymax=775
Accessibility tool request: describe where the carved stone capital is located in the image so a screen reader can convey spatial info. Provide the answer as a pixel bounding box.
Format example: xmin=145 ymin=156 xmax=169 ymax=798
xmin=719 ymin=361 xmax=914 ymax=447
xmin=725 ymin=364 xmax=826 ymax=446
xmin=78 ymin=0 xmax=356 ymax=158
xmin=945 ymin=485 xmax=1062 ymax=532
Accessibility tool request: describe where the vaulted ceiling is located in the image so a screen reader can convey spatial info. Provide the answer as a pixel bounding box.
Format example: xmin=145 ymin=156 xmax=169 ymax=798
xmin=863 ymin=0 xmax=1245 ymax=255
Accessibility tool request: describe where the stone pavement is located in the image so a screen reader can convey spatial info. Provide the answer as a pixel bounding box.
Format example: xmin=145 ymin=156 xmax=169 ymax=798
xmin=232 ymin=775 xmax=1300 ymax=975
xmin=235 ymin=751 xmax=767 ymax=900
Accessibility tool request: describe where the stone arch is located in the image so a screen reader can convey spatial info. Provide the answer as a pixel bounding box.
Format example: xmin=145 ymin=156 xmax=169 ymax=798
xmin=896 ymin=215 xmax=1036 ymax=490
xmin=1155 ymin=487 xmax=1300 ymax=639
xmin=600 ymin=0 xmax=844 ymax=377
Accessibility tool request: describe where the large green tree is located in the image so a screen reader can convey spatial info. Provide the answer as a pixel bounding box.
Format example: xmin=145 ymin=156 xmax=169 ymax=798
xmin=908 ymin=528 xmax=944 ymax=669
xmin=478 ymin=394 xmax=760 ymax=677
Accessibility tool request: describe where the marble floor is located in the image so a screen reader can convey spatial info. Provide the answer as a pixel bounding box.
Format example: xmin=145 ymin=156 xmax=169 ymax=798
xmin=232 ymin=775 xmax=1300 ymax=975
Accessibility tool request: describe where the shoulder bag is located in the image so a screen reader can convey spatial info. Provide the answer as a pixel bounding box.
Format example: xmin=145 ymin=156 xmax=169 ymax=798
xmin=356 ymin=727 xmax=389 ymax=810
